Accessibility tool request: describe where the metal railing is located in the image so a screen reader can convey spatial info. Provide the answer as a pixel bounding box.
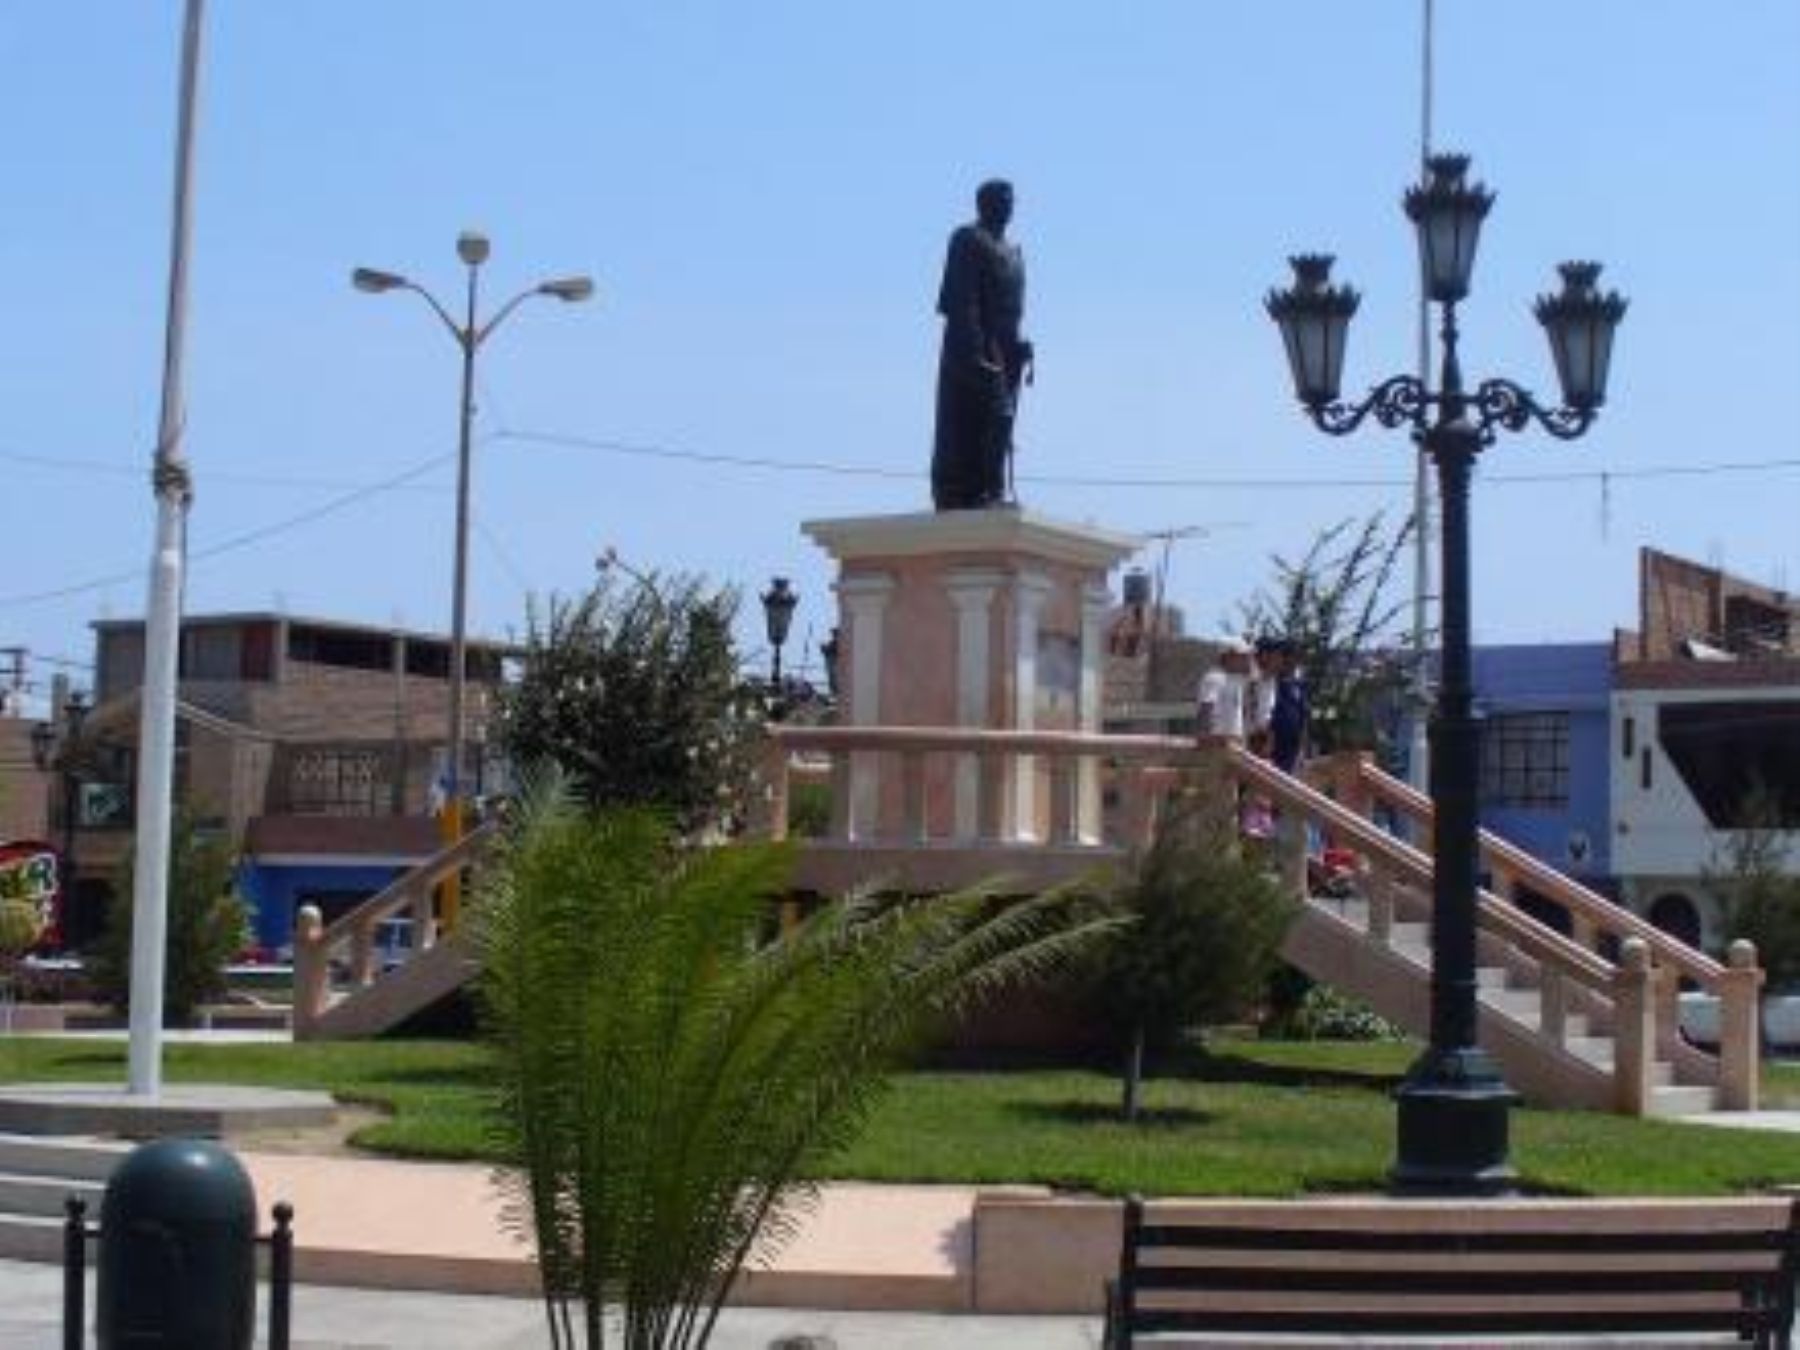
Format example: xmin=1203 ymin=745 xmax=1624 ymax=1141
xmin=61 ymin=1194 xmax=294 ymax=1350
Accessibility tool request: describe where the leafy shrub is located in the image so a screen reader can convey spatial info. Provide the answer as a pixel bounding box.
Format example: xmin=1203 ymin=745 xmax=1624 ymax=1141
xmin=477 ymin=771 xmax=1110 ymax=1348
xmin=88 ymin=812 xmax=250 ymax=1024
xmin=1264 ymin=983 xmax=1407 ymax=1042
xmin=1100 ymin=790 xmax=1298 ymax=1118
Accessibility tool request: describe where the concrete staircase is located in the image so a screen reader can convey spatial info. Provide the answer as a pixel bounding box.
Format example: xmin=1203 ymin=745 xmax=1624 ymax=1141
xmin=0 ymin=1134 xmax=123 ymax=1262
xmin=1267 ymin=748 xmax=1760 ymax=1118
xmin=300 ymin=730 xmax=1762 ymax=1119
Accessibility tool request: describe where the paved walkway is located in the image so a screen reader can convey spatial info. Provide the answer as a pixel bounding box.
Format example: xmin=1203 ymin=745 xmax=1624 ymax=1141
xmin=0 ymin=1258 xmax=1102 ymax=1348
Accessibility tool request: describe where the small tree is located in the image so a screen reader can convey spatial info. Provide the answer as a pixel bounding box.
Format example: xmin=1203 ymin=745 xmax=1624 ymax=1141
xmin=1101 ymin=791 xmax=1298 ymax=1121
xmin=0 ymin=897 xmax=44 ymax=1022
xmin=1710 ymin=786 xmax=1800 ymax=989
xmin=1237 ymin=512 xmax=1417 ymax=757
xmin=477 ymin=771 xmax=1111 ymax=1349
xmin=494 ymin=574 xmax=763 ymax=837
xmin=89 ymin=811 xmax=250 ymax=1023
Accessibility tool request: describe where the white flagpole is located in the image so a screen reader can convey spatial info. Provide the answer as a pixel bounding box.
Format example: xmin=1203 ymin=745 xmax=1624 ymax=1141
xmin=128 ymin=0 xmax=206 ymax=1097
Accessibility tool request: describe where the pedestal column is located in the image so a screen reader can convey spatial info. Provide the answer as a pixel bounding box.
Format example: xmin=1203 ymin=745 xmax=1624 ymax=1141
xmin=838 ymin=572 xmax=893 ymax=841
xmin=947 ymin=568 xmax=1003 ymax=839
xmin=1077 ymin=582 xmax=1111 ymax=844
xmin=1009 ymin=570 xmax=1055 ymax=843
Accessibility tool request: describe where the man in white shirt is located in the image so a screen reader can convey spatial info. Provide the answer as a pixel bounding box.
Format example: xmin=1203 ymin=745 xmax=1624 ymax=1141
xmin=1195 ymin=637 xmax=1252 ymax=739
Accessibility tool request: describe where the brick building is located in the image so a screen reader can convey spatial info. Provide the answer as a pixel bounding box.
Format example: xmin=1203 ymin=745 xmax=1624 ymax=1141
xmin=46 ymin=612 xmax=512 ymax=951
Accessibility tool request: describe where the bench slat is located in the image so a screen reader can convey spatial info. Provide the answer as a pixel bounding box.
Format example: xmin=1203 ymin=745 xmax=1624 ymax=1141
xmin=1133 ymin=1306 xmax=1773 ymax=1337
xmin=1137 ymin=1223 xmax=1790 ymax=1254
xmin=1132 ymin=1264 xmax=1784 ymax=1295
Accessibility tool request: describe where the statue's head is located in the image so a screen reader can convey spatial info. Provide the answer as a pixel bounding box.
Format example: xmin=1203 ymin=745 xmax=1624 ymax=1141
xmin=975 ymin=179 xmax=1014 ymax=231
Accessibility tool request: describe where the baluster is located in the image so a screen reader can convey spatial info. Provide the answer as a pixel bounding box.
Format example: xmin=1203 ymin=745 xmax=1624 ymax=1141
xmin=1278 ymin=808 xmax=1307 ymax=899
xmin=351 ymin=917 xmax=377 ymax=988
xmin=1570 ymin=914 xmax=1597 ymax=955
xmin=828 ymin=751 xmax=850 ymax=842
xmin=1048 ymin=754 xmax=1079 ymax=845
xmin=1653 ymin=961 xmax=1681 ymax=1062
xmin=763 ymin=738 xmax=790 ymax=842
xmin=901 ymin=750 xmax=928 ymax=844
xmin=1539 ymin=966 xmax=1567 ymax=1047
xmin=410 ymin=881 xmax=436 ymax=954
xmin=1611 ymin=937 xmax=1655 ymax=1116
xmin=1718 ymin=940 xmax=1763 ymax=1111
xmin=292 ymin=905 xmax=328 ymax=1036
xmin=1367 ymin=867 xmax=1395 ymax=946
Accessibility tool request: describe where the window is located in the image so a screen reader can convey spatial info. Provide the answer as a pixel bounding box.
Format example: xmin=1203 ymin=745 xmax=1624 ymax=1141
xmin=1479 ymin=712 xmax=1569 ymax=809
xmin=287 ymin=748 xmax=389 ymax=816
xmin=287 ymin=624 xmax=393 ymax=673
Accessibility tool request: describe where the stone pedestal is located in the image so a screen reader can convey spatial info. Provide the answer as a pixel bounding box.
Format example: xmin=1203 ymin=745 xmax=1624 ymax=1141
xmin=802 ymin=508 xmax=1140 ymax=845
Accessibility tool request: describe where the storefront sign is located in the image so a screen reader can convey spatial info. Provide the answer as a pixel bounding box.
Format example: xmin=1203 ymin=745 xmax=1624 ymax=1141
xmin=0 ymin=839 xmax=61 ymax=936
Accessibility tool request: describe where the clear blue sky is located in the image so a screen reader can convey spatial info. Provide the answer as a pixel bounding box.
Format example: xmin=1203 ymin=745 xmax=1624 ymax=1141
xmin=3 ymin=2 xmax=1796 ymax=704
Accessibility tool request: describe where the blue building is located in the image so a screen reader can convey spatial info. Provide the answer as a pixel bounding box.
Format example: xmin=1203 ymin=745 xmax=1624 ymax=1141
xmin=1471 ymin=642 xmax=1614 ymax=893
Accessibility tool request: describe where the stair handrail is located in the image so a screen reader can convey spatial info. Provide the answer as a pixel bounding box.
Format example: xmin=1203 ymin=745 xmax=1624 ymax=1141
xmin=1226 ymin=745 xmax=1618 ymax=993
xmin=292 ymin=821 xmax=497 ymax=1034
xmin=1305 ymin=751 xmax=1760 ymax=1109
xmin=1342 ymin=755 xmax=1730 ymax=988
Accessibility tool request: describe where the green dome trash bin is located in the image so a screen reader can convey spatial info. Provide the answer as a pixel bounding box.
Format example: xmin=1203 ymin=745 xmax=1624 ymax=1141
xmin=97 ymin=1138 xmax=257 ymax=1349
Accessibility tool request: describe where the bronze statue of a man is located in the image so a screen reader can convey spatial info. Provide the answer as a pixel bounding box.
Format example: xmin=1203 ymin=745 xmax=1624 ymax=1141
xmin=931 ymin=179 xmax=1033 ymax=511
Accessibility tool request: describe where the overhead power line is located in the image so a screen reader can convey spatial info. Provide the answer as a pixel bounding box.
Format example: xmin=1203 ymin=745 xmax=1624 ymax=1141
xmin=0 ymin=448 xmax=457 ymax=609
xmin=496 ymin=426 xmax=1800 ymax=493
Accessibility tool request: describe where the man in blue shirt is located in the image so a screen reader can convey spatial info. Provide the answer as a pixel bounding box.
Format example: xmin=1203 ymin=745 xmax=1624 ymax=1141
xmin=1255 ymin=636 xmax=1310 ymax=773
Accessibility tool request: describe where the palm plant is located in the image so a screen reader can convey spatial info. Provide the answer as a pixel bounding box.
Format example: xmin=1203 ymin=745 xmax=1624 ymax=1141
xmin=476 ymin=771 xmax=1112 ymax=1349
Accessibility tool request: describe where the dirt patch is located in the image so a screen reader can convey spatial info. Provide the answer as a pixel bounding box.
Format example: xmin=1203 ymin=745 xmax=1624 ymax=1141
xmin=229 ymin=1102 xmax=391 ymax=1157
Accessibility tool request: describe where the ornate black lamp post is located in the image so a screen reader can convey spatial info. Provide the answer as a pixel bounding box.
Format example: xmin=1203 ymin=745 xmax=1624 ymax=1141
xmin=1268 ymin=153 xmax=1626 ymax=1194
xmin=760 ymin=577 xmax=799 ymax=693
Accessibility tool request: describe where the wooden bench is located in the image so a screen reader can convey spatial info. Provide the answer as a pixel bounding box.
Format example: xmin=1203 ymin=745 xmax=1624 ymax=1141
xmin=1104 ymin=1195 xmax=1800 ymax=1348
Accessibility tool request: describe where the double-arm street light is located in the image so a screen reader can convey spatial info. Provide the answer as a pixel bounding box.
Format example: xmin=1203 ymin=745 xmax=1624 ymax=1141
xmin=1268 ymin=153 xmax=1627 ymax=1194
xmin=353 ymin=233 xmax=592 ymax=871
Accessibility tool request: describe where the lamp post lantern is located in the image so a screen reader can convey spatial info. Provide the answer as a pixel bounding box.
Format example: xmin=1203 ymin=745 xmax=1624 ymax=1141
xmin=760 ymin=577 xmax=799 ymax=696
xmin=1268 ymin=152 xmax=1626 ymax=1195
xmin=353 ymin=236 xmax=592 ymax=914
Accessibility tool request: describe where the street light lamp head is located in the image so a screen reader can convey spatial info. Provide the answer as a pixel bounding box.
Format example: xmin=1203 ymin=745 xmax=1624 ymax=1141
xmin=1267 ymin=254 xmax=1361 ymax=407
xmin=352 ymin=267 xmax=408 ymax=294
xmin=538 ymin=276 xmax=595 ymax=303
xmin=1535 ymin=261 xmax=1628 ymax=412
xmin=760 ymin=576 xmax=799 ymax=649
xmin=1404 ymin=154 xmax=1495 ymax=304
xmin=456 ymin=230 xmax=491 ymax=267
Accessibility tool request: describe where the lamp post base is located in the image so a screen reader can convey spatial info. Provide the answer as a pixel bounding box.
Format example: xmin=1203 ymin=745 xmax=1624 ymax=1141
xmin=1390 ymin=1045 xmax=1518 ymax=1196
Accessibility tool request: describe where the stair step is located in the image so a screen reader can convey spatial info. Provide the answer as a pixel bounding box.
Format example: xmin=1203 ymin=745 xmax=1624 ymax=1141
xmin=0 ymin=1172 xmax=103 ymax=1219
xmin=0 ymin=1135 xmax=126 ymax=1184
xmin=1392 ymin=922 xmax=1430 ymax=949
xmin=0 ymin=1212 xmax=69 ymax=1263
xmin=1648 ymin=1084 xmax=1717 ymax=1118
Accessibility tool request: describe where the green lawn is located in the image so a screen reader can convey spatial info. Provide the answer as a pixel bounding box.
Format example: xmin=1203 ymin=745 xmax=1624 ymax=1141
xmin=6 ymin=1035 xmax=1800 ymax=1197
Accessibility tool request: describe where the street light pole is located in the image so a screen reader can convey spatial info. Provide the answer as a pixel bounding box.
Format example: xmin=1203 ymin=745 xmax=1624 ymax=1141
xmin=446 ymin=232 xmax=484 ymax=858
xmin=353 ymin=239 xmax=592 ymax=921
xmin=1267 ymin=154 xmax=1626 ymax=1194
